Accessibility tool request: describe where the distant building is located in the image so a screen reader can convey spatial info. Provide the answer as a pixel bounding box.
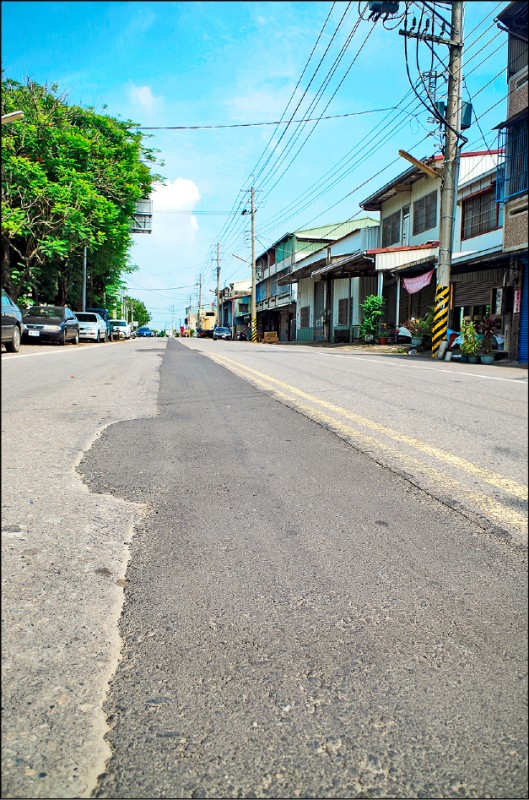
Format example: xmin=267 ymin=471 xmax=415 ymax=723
xmin=218 ymin=280 xmax=251 ymax=339
xmin=256 ymin=221 xmax=378 ymax=342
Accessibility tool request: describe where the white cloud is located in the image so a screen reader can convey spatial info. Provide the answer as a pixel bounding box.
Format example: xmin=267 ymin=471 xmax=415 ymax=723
xmin=153 ymin=178 xmax=201 ymax=213
xmin=128 ymin=84 xmax=162 ymax=115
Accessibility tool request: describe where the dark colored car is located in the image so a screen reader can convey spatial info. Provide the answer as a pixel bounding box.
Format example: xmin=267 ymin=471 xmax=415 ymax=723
xmin=137 ymin=326 xmax=153 ymax=337
xmin=212 ymin=326 xmax=232 ymax=341
xmin=22 ymin=305 xmax=79 ymax=345
xmin=1 ymin=289 xmax=23 ymax=352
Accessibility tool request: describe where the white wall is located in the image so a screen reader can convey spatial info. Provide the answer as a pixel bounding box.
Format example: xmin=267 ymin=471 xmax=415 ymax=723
xmin=297 ymin=277 xmax=315 ymax=328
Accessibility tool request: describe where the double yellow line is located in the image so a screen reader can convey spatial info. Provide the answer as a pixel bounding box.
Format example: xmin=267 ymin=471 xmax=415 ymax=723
xmin=211 ymin=353 xmax=528 ymax=536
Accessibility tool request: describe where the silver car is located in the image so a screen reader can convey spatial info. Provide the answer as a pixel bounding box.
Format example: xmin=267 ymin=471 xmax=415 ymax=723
xmin=75 ymin=311 xmax=108 ymax=342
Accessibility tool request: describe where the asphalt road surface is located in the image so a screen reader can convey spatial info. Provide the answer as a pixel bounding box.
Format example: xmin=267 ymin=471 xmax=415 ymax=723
xmin=76 ymin=340 xmax=527 ymax=799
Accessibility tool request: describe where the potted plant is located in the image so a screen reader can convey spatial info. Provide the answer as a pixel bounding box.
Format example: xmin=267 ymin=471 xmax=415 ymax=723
xmin=479 ymin=315 xmax=497 ymax=365
xmin=377 ymin=321 xmax=389 ymax=344
xmin=403 ymin=317 xmax=424 ymax=347
xmin=419 ymin=307 xmax=434 ymax=348
xmin=360 ymin=295 xmax=384 ymax=343
xmin=460 ymin=319 xmax=480 ymax=363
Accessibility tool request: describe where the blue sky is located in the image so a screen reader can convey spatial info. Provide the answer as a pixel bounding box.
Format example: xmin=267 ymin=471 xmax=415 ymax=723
xmin=2 ymin=1 xmax=511 ymax=329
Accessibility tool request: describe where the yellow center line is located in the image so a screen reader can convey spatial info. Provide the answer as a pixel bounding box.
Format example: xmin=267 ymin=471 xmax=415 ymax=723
xmin=211 ymin=354 xmax=527 ymax=501
xmin=208 ymin=354 xmax=528 ymax=533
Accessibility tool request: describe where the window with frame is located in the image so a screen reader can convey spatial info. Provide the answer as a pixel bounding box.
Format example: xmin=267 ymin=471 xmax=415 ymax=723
xmin=337 ymin=298 xmax=349 ymax=326
xmin=413 ymin=190 xmax=438 ymax=235
xmin=381 ymin=210 xmax=401 ymax=247
xmin=506 ymin=118 xmax=528 ymax=199
xmin=462 ymin=188 xmax=499 ymax=239
xmin=299 ymin=306 xmax=310 ymax=328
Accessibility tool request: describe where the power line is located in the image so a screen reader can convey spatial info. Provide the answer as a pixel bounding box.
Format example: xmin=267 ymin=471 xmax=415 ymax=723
xmin=135 ymin=107 xmax=404 ymax=130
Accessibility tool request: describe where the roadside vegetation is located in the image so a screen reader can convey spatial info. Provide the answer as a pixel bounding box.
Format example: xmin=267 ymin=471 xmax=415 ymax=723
xmin=1 ymin=76 xmax=164 ymax=313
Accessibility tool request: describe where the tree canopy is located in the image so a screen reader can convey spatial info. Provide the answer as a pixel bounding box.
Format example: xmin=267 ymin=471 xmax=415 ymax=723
xmin=1 ymin=76 xmax=164 ymax=309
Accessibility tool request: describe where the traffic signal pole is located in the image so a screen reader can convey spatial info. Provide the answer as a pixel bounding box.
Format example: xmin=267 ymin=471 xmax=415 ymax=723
xmin=431 ymin=1 xmax=464 ymax=358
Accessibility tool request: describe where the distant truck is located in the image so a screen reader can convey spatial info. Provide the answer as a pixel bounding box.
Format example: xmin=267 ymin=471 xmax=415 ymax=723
xmin=197 ymin=311 xmax=216 ymax=338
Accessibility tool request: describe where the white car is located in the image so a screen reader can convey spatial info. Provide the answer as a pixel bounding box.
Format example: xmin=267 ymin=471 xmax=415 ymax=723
xmin=75 ymin=311 xmax=108 ymax=342
xmin=110 ymin=319 xmax=132 ymax=340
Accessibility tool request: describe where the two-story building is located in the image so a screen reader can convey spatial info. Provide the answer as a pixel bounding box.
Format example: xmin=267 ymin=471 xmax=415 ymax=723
xmin=218 ymin=280 xmax=251 ymax=339
xmin=255 ymin=222 xmax=376 ymax=342
xmin=277 ymin=218 xmax=379 ymax=343
xmin=360 ymin=151 xmax=511 ymax=336
xmin=279 ymin=151 xmax=514 ymax=348
xmin=494 ymin=0 xmax=528 ymax=363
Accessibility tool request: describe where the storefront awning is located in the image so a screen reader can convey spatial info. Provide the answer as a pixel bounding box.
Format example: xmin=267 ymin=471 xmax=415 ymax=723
xmin=389 ymin=254 xmax=438 ymax=276
xmin=311 ymin=250 xmax=376 ymax=279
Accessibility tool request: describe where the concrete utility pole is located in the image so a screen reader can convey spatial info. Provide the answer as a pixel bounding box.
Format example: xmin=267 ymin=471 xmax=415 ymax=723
xmin=198 ymin=274 xmax=203 ymax=331
xmin=250 ymin=186 xmax=257 ymax=343
xmin=82 ymin=247 xmax=87 ymax=311
xmin=216 ymin=243 xmax=221 ymax=326
xmin=431 ymin=1 xmax=464 ymax=358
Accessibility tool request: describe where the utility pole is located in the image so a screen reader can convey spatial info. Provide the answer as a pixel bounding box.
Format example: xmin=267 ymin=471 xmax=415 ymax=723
xmin=216 ymin=243 xmax=221 ymax=326
xmin=399 ymin=1 xmax=464 ymax=358
xmin=82 ymin=247 xmax=87 ymax=311
xmin=197 ymin=273 xmax=203 ymax=332
xmin=432 ymin=1 xmax=464 ymax=358
xmin=250 ymin=186 xmax=257 ymax=343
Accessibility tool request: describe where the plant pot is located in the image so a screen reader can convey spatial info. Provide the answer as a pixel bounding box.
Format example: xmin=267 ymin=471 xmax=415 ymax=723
xmin=460 ymin=354 xmax=469 ymax=363
xmin=480 ymin=353 xmax=494 ymax=365
xmin=377 ymin=336 xmax=388 ymax=344
xmin=411 ymin=336 xmax=423 ymax=347
xmin=468 ymin=355 xmax=479 ymax=364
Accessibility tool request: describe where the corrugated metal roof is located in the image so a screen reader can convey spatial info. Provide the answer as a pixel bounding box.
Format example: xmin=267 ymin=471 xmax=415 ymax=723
xmin=257 ymin=218 xmax=379 ymax=261
xmin=295 ymin=218 xmax=378 ymax=239
xmin=374 ymin=246 xmax=439 ymax=272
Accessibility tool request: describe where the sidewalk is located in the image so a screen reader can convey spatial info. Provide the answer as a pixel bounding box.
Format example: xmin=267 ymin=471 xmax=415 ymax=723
xmin=270 ymin=339 xmax=528 ymax=368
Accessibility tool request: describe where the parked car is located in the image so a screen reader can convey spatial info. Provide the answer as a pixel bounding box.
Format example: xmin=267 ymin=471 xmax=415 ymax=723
xmin=1 ymin=289 xmax=24 ymax=352
xmin=75 ymin=311 xmax=107 ymax=342
xmin=22 ymin=305 xmax=79 ymax=345
xmin=137 ymin=326 xmax=154 ymax=337
xmin=109 ymin=319 xmax=131 ymax=340
xmin=86 ymin=307 xmax=113 ymax=340
xmin=212 ymin=326 xmax=232 ymax=341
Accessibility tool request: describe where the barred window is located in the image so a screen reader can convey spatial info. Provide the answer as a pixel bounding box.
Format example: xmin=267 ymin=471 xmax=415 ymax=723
xmin=413 ymin=191 xmax=438 ymax=235
xmin=338 ymin=298 xmax=349 ymax=326
xmin=462 ymin=189 xmax=498 ymax=239
xmin=506 ymin=118 xmax=528 ymax=200
xmin=299 ymin=306 xmax=310 ymax=328
xmin=382 ymin=210 xmax=401 ymax=247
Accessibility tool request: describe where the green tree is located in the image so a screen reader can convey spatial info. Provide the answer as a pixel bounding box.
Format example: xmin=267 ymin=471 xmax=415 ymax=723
xmin=1 ymin=77 xmax=164 ymax=306
xmin=360 ymin=294 xmax=384 ymax=340
xmin=127 ymin=296 xmax=151 ymax=328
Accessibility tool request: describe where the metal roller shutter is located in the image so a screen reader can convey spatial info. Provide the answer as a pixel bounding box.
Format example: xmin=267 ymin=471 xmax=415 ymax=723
xmin=518 ymin=261 xmax=528 ymax=362
xmin=454 ymin=280 xmax=496 ymax=307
